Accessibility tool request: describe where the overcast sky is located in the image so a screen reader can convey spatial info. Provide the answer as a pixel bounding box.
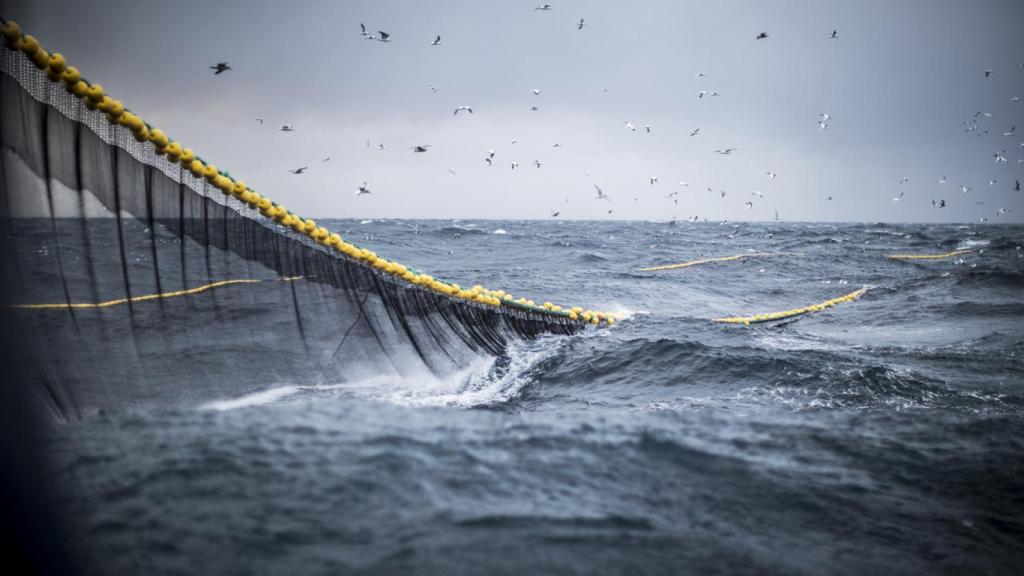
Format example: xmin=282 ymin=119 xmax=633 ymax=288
xmin=6 ymin=0 xmax=1024 ymax=222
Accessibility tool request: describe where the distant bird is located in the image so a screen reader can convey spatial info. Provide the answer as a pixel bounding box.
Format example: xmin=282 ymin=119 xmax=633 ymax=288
xmin=360 ymin=23 xmax=372 ymax=39
xmin=988 ymin=179 xmax=997 ymax=186
xmin=453 ymin=105 xmax=473 ymax=115
xmin=932 ymin=199 xmax=946 ymax=208
xmin=937 ymin=176 xmax=947 ymax=184
xmin=756 ymin=32 xmax=769 ymax=40
xmin=984 ymin=69 xmax=993 ymax=77
xmin=696 ymin=72 xmax=706 ymax=78
xmin=666 ymin=190 xmax=679 ymax=198
xmin=961 ymin=185 xmax=972 ymax=193
xmin=766 ymin=171 xmax=777 ymax=180
xmin=1012 ymin=97 xmax=1021 ymax=103
xmin=531 ymin=88 xmax=543 ymax=95
xmin=322 ymin=157 xmax=331 ymax=162
xmin=594 ymin=185 xmax=610 ymax=201
xmin=720 ymin=190 xmax=727 ymax=198
xmin=1016 ymin=179 xmax=1021 ymax=191
xmin=644 ymin=125 xmax=652 ymax=133
xmin=485 ymin=157 xmax=493 ymax=166
xmin=376 ymin=31 xmax=391 ymax=43
xmin=448 ymin=169 xmax=457 ymax=175
xmin=429 ymin=85 xmax=438 ymax=94
xmin=1002 ymin=126 xmax=1016 ymax=136
xmin=752 ymin=190 xmax=764 ymax=198
xmin=625 ymin=122 xmax=636 ymax=132
xmin=533 ymin=160 xmax=542 ymax=168
xmin=210 ymin=62 xmax=231 ymax=75
xmin=510 ymin=161 xmax=519 ymax=170
xmin=994 ymin=151 xmax=1008 ymax=163
xmin=690 ymin=128 xmax=701 ymax=136
xmin=714 ymin=148 xmax=737 ymax=155
xmin=679 ymin=181 xmax=689 ymax=188
xmin=279 ymin=125 xmax=295 ymax=132
xmin=378 ymin=144 xmax=386 ymax=151
xmin=488 ymin=150 xmax=496 ymax=159
xmin=649 ymin=176 xmax=658 ymax=185
xmin=698 ymin=90 xmax=708 ymax=99
xmin=899 ymin=176 xmax=910 ymax=185
xmin=820 ymin=113 xmax=831 ymax=122
xmin=289 ymin=166 xmax=308 ymax=175
xmin=818 ymin=120 xmax=830 ymax=130
xmin=552 ymin=142 xmax=562 ymax=148
xmin=997 ymin=208 xmax=1011 ymax=215
xmin=550 ymin=209 xmax=560 ymax=217
xmin=827 ymin=196 xmax=833 ymax=201
xmin=535 ymin=4 xmax=552 ymax=11
xmin=979 ymin=217 xmax=989 ymax=222
xmin=577 ymin=18 xmax=585 ymax=30
xmin=893 ymin=190 xmax=904 ymax=202
xmin=355 ymin=182 xmax=371 ymax=196
xmin=745 ymin=201 xmax=754 ymax=209
xmin=530 ymin=106 xmax=539 ymax=111
xmin=829 ymin=29 xmax=838 ymax=39
xmin=411 ymin=145 xmax=431 ymax=153
xmin=430 ymin=35 xmax=442 ymax=46
xmin=256 ymin=118 xmax=264 ymax=124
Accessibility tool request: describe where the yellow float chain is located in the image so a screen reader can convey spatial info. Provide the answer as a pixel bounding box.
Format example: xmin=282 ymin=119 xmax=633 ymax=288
xmin=714 ymin=287 xmax=867 ymax=325
xmin=8 ymin=277 xmax=304 ymax=310
xmin=0 ymin=20 xmax=617 ymax=326
xmin=886 ymin=249 xmax=972 ymax=260
xmin=639 ymin=253 xmax=773 ymax=272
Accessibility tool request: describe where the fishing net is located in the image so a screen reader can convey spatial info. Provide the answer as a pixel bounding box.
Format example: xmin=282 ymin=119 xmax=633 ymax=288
xmin=0 ymin=40 xmax=583 ymax=421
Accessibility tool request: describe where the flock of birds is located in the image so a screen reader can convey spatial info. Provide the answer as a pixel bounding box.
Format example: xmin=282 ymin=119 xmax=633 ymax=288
xmin=204 ymin=5 xmax=1021 ymax=223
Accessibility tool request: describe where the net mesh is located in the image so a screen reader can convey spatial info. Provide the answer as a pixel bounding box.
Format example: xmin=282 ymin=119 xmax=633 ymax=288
xmin=0 ymin=44 xmax=582 ymax=420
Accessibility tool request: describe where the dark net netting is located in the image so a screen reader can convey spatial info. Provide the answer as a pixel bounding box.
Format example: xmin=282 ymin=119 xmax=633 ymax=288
xmin=0 ymin=44 xmax=582 ymax=421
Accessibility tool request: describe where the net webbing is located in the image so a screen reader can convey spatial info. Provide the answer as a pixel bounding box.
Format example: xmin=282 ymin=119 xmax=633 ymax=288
xmin=0 ymin=38 xmax=586 ymax=420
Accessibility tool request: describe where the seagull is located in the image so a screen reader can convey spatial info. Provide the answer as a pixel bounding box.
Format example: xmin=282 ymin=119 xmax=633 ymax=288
xmin=984 ymin=69 xmax=993 ymax=77
xmin=322 ymin=157 xmax=331 ymax=162
xmin=893 ymin=190 xmax=904 ymax=202
xmin=256 ymin=118 xmax=264 ymax=124
xmin=720 ymin=190 xmax=727 ymax=198
xmin=644 ymin=125 xmax=652 ymax=133
xmin=411 ymin=145 xmax=431 ymax=153
xmin=932 ymin=199 xmax=946 ymax=207
xmin=577 ymin=18 xmax=585 ymax=30
xmin=552 ymin=142 xmax=562 ymax=148
xmin=649 ymin=176 xmax=658 ymax=185
xmin=360 ymin=23 xmax=372 ymax=39
xmin=531 ymin=88 xmax=543 ymax=95
xmin=279 ymin=125 xmax=295 ymax=132
xmin=448 ymin=169 xmax=457 ymax=175
xmin=937 ymin=176 xmax=947 ymax=184
xmin=690 ymin=128 xmax=701 ymax=136
xmin=696 ymin=72 xmax=706 ymax=78
xmin=429 ymin=84 xmax=438 ymax=94
xmin=961 ymin=185 xmax=972 ymax=193
xmin=210 ymin=62 xmax=231 ymax=75
xmin=766 ymin=171 xmax=777 ymax=180
xmin=698 ymin=90 xmax=708 ymax=99
xmin=430 ymin=35 xmax=442 ymax=46
xmin=625 ymin=122 xmax=636 ymax=132
xmin=997 ymin=208 xmax=1011 ymax=215
xmin=378 ymin=144 xmax=386 ymax=151
xmin=510 ymin=161 xmax=519 ymax=170
xmin=829 ymin=30 xmax=838 ymax=39
xmin=979 ymin=217 xmax=989 ymax=222
xmin=899 ymin=176 xmax=910 ymax=185
xmin=994 ymin=151 xmax=1008 ymax=163
xmin=376 ymin=31 xmax=391 ymax=43
xmin=533 ymin=160 xmax=542 ymax=168
xmin=530 ymin=106 xmax=539 ymax=111
xmin=756 ymin=32 xmax=769 ymax=40
xmin=988 ymin=179 xmax=997 ymax=186
xmin=355 ymin=182 xmax=371 ymax=196
xmin=485 ymin=157 xmax=493 ymax=166
xmin=666 ymin=190 xmax=680 ymax=199
xmin=594 ymin=185 xmax=610 ymax=201
xmin=488 ymin=149 xmax=496 ymax=159
xmin=453 ymin=105 xmax=473 ymax=115
xmin=752 ymin=190 xmax=764 ymax=198
xmin=1003 ymin=126 xmax=1016 ymax=137
xmin=745 ymin=201 xmax=754 ymax=209
xmin=289 ymin=166 xmax=308 ymax=175
xmin=1013 ymin=97 xmax=1021 ymax=103
xmin=818 ymin=121 xmax=830 ymax=130
xmin=820 ymin=113 xmax=831 ymax=122
xmin=827 ymin=195 xmax=833 ymax=201
xmin=1015 ymin=179 xmax=1021 ymax=191
xmin=535 ymin=4 xmax=552 ymax=11
xmin=550 ymin=209 xmax=560 ymax=217
xmin=714 ymin=148 xmax=737 ymax=155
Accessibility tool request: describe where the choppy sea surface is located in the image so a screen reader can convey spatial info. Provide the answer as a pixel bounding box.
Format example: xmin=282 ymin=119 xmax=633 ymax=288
xmin=44 ymin=220 xmax=1024 ymax=575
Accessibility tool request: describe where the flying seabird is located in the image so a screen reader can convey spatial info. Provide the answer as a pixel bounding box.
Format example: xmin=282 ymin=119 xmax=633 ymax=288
xmin=893 ymin=190 xmax=904 ymax=202
xmin=552 ymin=142 xmax=562 ymax=148
xmin=355 ymin=182 xmax=371 ymax=196
xmin=698 ymin=90 xmax=707 ymax=99
xmin=550 ymin=209 xmax=560 ymax=217
xmin=766 ymin=171 xmax=777 ymax=180
xmin=533 ymin=160 xmax=542 ymax=168
xmin=289 ymin=166 xmax=308 ymax=175
xmin=932 ymin=199 xmax=946 ymax=207
xmin=644 ymin=125 xmax=652 ymax=133
xmin=899 ymin=176 xmax=910 ymax=185
xmin=690 ymin=128 xmax=701 ymax=136
xmin=756 ymin=32 xmax=769 ymax=40
xmin=745 ymin=201 xmax=754 ymax=209
xmin=594 ymin=185 xmax=610 ymax=201
xmin=988 ymin=179 xmax=998 ymax=186
xmin=430 ymin=35 xmax=441 ymax=46
xmin=279 ymin=125 xmax=295 ymax=132
xmin=960 ymin=185 xmax=972 ymax=193
xmin=752 ymin=190 xmax=764 ymax=198
xmin=377 ymin=31 xmax=391 ymax=42
xmin=411 ymin=145 xmax=431 ymax=153
xmin=210 ymin=62 xmax=231 ymax=75
xmin=322 ymin=157 xmax=331 ymax=162
xmin=510 ymin=161 xmax=519 ymax=170
xmin=1015 ymin=179 xmax=1021 ymax=191
xmin=535 ymin=4 xmax=552 ymax=11
xmin=577 ymin=18 xmax=585 ymax=30
xmin=531 ymin=88 xmax=543 ymax=95
xmin=714 ymin=148 xmax=737 ymax=155
xmin=997 ymin=208 xmax=1011 ymax=215
xmin=454 ymin=105 xmax=473 ymax=115
xmin=829 ymin=30 xmax=838 ymax=39
xmin=360 ymin=23 xmax=372 ymax=39
xmin=649 ymin=176 xmax=658 ymax=185
xmin=937 ymin=176 xmax=946 ymax=184
xmin=625 ymin=122 xmax=636 ymax=132
xmin=256 ymin=118 xmax=264 ymax=124
xmin=984 ymin=69 xmax=993 ymax=77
